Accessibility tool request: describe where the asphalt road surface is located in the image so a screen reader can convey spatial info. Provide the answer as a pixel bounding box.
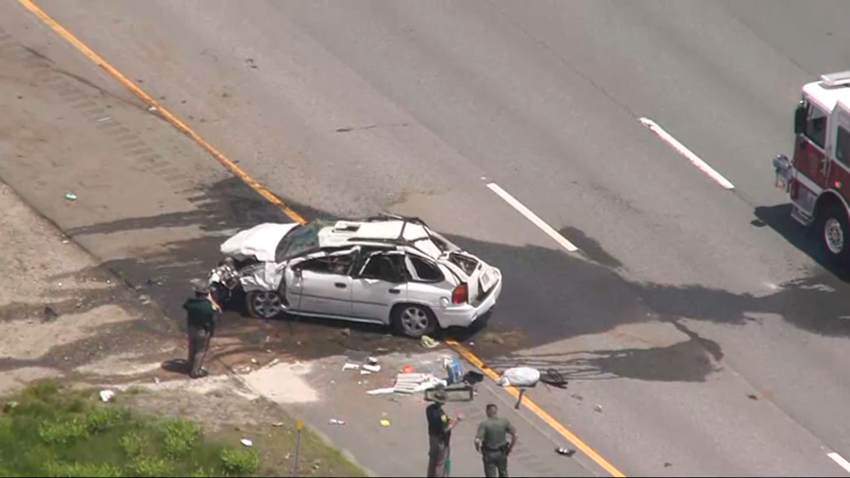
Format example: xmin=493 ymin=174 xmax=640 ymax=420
xmin=10 ymin=0 xmax=850 ymax=476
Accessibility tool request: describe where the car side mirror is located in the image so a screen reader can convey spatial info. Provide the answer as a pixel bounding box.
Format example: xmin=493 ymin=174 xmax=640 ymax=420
xmin=794 ymin=103 xmax=807 ymax=136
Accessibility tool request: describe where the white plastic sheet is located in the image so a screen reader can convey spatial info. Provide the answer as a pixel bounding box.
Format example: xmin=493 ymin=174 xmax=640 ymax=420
xmin=497 ymin=367 xmax=540 ymax=388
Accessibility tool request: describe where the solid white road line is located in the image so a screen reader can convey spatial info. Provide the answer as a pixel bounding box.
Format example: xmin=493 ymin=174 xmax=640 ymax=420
xmin=639 ymin=117 xmax=735 ymax=190
xmin=828 ymin=452 xmax=850 ymax=474
xmin=485 ymin=182 xmax=579 ymax=253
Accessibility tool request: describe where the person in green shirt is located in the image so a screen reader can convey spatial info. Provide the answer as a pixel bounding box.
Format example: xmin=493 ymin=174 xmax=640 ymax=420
xmin=474 ymin=403 xmax=518 ymax=477
xmin=183 ymin=279 xmax=220 ymax=379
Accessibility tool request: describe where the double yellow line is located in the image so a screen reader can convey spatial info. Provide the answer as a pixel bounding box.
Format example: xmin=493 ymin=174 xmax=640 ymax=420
xmin=17 ymin=1 xmax=624 ymax=476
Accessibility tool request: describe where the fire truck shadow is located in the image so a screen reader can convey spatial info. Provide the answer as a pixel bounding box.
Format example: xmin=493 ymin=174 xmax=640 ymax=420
xmin=753 ymin=203 xmax=850 ymax=282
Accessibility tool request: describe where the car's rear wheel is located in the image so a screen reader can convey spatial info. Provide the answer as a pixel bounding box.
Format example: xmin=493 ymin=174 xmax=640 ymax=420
xmin=392 ymin=304 xmax=437 ymax=339
xmin=246 ymin=291 xmax=283 ymax=319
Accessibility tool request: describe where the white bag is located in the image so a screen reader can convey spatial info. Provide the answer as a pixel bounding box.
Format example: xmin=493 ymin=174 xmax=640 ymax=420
xmin=497 ymin=367 xmax=540 ymax=388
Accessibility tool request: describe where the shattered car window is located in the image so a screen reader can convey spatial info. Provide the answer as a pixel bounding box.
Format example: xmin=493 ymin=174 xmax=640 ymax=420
xmin=275 ymin=220 xmax=332 ymax=262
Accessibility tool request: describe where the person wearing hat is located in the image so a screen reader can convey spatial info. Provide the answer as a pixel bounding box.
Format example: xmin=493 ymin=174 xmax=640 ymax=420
xmin=426 ymin=389 xmax=462 ymax=477
xmin=183 ymin=278 xmax=221 ymax=379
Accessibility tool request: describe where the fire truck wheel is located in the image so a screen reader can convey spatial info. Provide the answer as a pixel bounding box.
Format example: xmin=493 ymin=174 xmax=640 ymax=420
xmin=819 ymin=203 xmax=850 ymax=262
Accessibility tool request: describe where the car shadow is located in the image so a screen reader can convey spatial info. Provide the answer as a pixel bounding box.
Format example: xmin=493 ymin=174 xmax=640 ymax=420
xmin=59 ymin=176 xmax=850 ymax=382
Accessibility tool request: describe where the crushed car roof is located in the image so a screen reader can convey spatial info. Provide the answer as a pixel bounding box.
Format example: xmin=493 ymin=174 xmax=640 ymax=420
xmin=220 ymin=216 xmax=453 ymax=262
xmin=318 ymin=219 xmax=445 ymax=258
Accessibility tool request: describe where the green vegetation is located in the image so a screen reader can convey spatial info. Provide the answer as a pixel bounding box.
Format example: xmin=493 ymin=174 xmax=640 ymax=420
xmin=0 ymin=382 xmax=265 ymax=477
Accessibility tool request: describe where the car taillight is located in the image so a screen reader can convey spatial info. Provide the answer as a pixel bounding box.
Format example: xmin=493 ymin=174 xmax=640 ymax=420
xmin=452 ymin=283 xmax=468 ymax=304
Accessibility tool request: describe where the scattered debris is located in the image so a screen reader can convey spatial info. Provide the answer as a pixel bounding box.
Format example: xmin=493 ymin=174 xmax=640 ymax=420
xmin=376 ymin=347 xmax=389 ymax=353
xmin=328 ymin=419 xmax=346 ymax=425
xmin=401 ymin=365 xmax=415 ymax=374
xmin=272 ymin=422 xmax=284 ymax=427
xmin=64 ymin=192 xmax=77 ymax=201
xmin=264 ymin=358 xmax=280 ymax=369
xmin=540 ymin=369 xmax=569 ymax=389
xmin=571 ymin=393 xmax=584 ymax=401
xmin=556 ymin=447 xmax=576 ymax=457
xmin=240 ymin=438 xmax=253 ymax=447
xmin=147 ymin=105 xmax=158 ymax=112
xmin=99 ymin=390 xmax=115 ymax=403
xmin=250 ymin=358 xmax=259 ymax=365
xmin=747 ymin=393 xmax=758 ymax=400
xmin=664 ymin=462 xmax=672 ymax=468
xmin=444 ymin=357 xmax=463 ymax=385
xmin=594 ymin=404 xmax=603 ymax=413
xmin=380 ymin=419 xmax=390 ymax=427
xmin=463 ymin=371 xmax=485 ymax=384
xmin=153 ymin=377 xmax=160 ymax=384
xmin=420 ymin=335 xmax=439 ymax=349
xmin=342 ymin=363 xmax=359 ymax=371
xmin=97 ymin=116 xmax=112 ymax=122
xmin=61 ymin=239 xmax=70 ymax=244
xmin=341 ymin=328 xmax=351 ymax=337
xmin=138 ymin=294 xmax=152 ymax=305
xmin=360 ymin=370 xmax=371 ymax=375
xmin=362 ymin=364 xmax=381 ymax=373
xmin=366 ymin=387 xmax=395 ymax=395
xmin=367 ymin=357 xmax=378 ymax=365
xmin=393 ymin=373 xmax=444 ymax=394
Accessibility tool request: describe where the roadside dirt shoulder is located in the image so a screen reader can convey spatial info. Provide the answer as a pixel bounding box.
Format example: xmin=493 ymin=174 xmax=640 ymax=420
xmin=0 ymin=179 xmax=181 ymax=394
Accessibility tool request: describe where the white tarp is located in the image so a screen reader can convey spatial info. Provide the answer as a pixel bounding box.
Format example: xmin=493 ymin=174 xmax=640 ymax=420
xmin=497 ymin=367 xmax=540 ymax=388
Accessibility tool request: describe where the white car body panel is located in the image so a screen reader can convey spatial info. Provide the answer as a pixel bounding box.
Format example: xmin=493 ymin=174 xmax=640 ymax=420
xmin=238 ymin=262 xmax=287 ymax=293
xmin=350 ymin=278 xmax=407 ymax=322
xmin=220 ymin=222 xmax=299 ymax=262
xmin=212 ymin=218 xmax=503 ymax=331
xmin=293 ymin=270 xmax=353 ymax=317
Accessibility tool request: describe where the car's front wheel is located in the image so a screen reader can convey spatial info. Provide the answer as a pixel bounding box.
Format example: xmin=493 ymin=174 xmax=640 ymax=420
xmin=392 ymin=304 xmax=437 ymax=339
xmin=246 ymin=290 xmax=284 ymax=319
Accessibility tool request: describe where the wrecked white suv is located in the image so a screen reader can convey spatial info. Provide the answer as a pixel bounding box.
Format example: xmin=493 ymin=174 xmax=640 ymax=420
xmin=208 ymin=214 xmax=502 ymax=338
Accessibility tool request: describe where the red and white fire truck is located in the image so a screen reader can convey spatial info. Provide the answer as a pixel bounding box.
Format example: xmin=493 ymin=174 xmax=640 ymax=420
xmin=773 ymin=70 xmax=850 ymax=263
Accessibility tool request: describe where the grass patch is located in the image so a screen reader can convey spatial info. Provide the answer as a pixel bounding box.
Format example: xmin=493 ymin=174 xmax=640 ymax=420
xmin=0 ymin=381 xmax=289 ymax=477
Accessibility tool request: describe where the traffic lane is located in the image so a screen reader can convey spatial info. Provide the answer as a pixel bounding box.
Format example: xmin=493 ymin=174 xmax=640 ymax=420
xmin=16 ymin=2 xmax=848 ymax=474
xmin=32 ymin=0 xmax=494 ymax=221
xmin=34 ymin=2 xmax=828 ymax=339
xmin=0 ymin=5 xmax=427 ymax=364
xmin=260 ymin=0 xmax=817 ymax=292
xmin=722 ymin=0 xmax=850 ymax=77
xmin=33 ymin=0 xmax=806 ymax=294
xmin=443 ymin=230 xmax=850 ymax=475
xmin=484 ymin=322 xmax=843 ymax=477
xmin=489 ymin=0 xmax=818 ymax=211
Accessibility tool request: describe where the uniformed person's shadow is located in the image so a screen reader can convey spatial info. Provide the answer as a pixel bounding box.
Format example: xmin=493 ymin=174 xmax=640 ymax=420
xmin=161 ymin=358 xmax=190 ymax=375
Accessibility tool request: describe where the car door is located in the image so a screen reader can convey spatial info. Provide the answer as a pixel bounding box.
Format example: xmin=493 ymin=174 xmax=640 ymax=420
xmin=350 ymin=251 xmax=408 ymax=322
xmin=289 ymin=250 xmax=356 ymax=318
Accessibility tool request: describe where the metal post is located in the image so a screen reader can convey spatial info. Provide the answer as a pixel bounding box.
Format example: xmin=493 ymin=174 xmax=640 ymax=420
xmin=515 ymin=389 xmax=526 ymax=409
xmin=292 ymin=419 xmax=303 ymax=477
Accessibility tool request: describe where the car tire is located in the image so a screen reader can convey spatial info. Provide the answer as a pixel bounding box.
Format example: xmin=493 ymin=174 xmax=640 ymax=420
xmin=818 ymin=203 xmax=850 ymax=264
xmin=391 ymin=304 xmax=438 ymax=339
xmin=245 ymin=290 xmax=284 ymax=319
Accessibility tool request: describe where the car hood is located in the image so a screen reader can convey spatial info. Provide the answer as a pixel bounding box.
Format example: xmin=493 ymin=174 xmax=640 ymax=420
xmin=219 ymin=223 xmax=299 ymax=262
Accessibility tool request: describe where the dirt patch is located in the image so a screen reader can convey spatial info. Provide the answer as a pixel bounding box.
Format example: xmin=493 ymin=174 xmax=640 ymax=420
xmin=117 ymin=384 xmax=365 ymax=476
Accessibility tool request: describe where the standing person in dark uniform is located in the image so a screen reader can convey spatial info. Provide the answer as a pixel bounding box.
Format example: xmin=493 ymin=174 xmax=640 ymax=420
xmin=475 ymin=403 xmax=518 ymax=477
xmin=184 ymin=279 xmax=220 ymax=379
xmin=426 ymin=390 xmax=462 ymax=477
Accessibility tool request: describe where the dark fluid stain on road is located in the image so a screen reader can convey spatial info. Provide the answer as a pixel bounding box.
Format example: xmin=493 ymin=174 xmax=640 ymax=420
xmin=59 ymin=177 xmax=850 ymax=383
